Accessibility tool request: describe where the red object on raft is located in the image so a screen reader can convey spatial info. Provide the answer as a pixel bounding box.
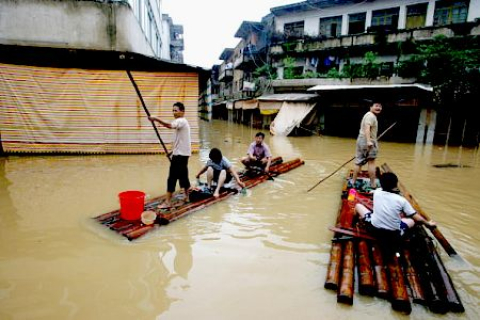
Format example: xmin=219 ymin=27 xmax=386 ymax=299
xmin=118 ymin=191 xmax=145 ymax=221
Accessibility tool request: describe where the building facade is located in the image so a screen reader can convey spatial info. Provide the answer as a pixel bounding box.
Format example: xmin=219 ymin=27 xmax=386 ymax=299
xmin=0 ymin=0 xmax=184 ymax=62
xmin=211 ymin=0 xmax=480 ymax=145
xmin=269 ymin=0 xmax=480 ymax=80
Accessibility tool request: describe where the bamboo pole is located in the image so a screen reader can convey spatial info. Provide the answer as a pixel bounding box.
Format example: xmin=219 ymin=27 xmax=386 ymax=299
xmin=402 ymin=248 xmax=427 ymax=305
xmin=337 ymin=240 xmax=355 ymax=305
xmin=409 ymin=227 xmax=449 ymax=314
xmin=307 ymin=122 xmax=397 ymax=192
xmin=416 ymin=227 xmax=464 ymax=313
xmin=337 ymin=199 xmax=355 ymax=229
xmin=357 ymin=240 xmax=375 ymax=296
xmin=371 ymin=243 xmax=390 ymax=299
xmin=430 ymin=244 xmax=465 ymax=312
xmin=387 ymin=254 xmax=412 ymax=314
xmin=324 ymin=242 xmax=343 ymax=290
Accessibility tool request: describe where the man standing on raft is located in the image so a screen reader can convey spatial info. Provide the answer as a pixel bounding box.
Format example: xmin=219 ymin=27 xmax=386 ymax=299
xmin=149 ymin=102 xmax=191 ymax=209
xmin=351 ymin=102 xmax=382 ymax=190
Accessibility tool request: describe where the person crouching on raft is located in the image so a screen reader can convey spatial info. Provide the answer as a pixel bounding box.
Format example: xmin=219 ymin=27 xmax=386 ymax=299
xmin=196 ymin=148 xmax=245 ymax=198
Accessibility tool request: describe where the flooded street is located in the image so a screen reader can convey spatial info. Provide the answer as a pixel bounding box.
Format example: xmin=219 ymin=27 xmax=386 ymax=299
xmin=1 ymin=119 xmax=479 ymax=320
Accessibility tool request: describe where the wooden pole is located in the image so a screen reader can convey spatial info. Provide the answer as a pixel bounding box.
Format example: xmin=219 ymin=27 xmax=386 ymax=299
xmin=402 ymin=248 xmax=427 ymax=305
xmin=415 ymin=227 xmax=464 ymax=313
xmin=387 ymin=254 xmax=412 ymax=314
xmin=307 ymin=122 xmax=396 ymax=192
xmin=324 ymin=242 xmax=343 ymax=290
xmin=126 ymin=70 xmax=171 ymax=161
xmin=430 ymin=244 xmax=465 ymax=312
xmin=337 ymin=240 xmax=355 ymax=305
xmin=371 ymin=243 xmax=390 ymax=299
xmin=410 ymin=227 xmax=449 ymax=314
xmin=337 ymin=199 xmax=355 ymax=229
xmin=357 ymin=240 xmax=375 ymax=296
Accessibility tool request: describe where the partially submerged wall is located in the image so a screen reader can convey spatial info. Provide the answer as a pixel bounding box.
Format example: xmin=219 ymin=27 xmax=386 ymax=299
xmin=0 ymin=63 xmax=200 ymax=154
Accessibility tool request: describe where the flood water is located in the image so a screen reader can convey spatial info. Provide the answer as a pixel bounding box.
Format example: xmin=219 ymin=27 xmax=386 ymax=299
xmin=0 ymin=119 xmax=479 ymax=320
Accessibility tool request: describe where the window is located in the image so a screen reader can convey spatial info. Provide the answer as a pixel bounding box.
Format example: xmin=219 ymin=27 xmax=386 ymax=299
xmin=292 ymin=66 xmax=304 ymax=77
xmin=371 ymin=8 xmax=400 ymax=31
xmin=142 ymin=4 xmax=148 ymax=32
xmin=137 ymin=0 xmax=143 ymax=25
xmin=320 ymin=16 xmax=342 ymax=38
xmin=148 ymin=11 xmax=154 ymax=41
xmin=284 ymin=21 xmax=304 ymax=38
xmin=156 ymin=33 xmax=161 ymax=56
xmin=434 ymin=0 xmax=468 ymax=26
xmin=317 ymin=56 xmax=338 ymax=74
xmin=348 ymin=12 xmax=366 ymax=35
xmin=406 ymin=3 xmax=428 ymax=29
xmin=152 ymin=31 xmax=158 ymax=55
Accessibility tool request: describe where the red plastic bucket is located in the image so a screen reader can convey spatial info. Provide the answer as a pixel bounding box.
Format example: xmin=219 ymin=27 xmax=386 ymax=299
xmin=119 ymin=191 xmax=145 ymax=221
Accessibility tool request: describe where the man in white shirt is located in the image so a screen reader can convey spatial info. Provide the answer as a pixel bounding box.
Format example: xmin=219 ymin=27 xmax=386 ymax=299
xmin=149 ymin=102 xmax=191 ymax=208
xmin=355 ymin=172 xmax=436 ymax=255
xmin=351 ymin=102 xmax=382 ymax=189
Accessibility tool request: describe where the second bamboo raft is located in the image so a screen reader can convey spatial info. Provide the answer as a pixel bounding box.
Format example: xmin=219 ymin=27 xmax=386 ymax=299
xmin=324 ymin=164 xmax=464 ymax=315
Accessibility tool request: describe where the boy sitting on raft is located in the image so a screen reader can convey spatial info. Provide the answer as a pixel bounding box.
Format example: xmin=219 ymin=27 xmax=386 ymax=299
xmin=196 ymin=148 xmax=245 ymax=198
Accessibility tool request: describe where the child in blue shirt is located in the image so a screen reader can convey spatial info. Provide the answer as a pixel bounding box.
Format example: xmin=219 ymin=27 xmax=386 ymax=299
xmin=196 ymin=148 xmax=245 ymax=198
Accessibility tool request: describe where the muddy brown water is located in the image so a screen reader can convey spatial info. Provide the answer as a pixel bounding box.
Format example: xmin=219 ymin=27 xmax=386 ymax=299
xmin=0 ymin=120 xmax=479 ymax=319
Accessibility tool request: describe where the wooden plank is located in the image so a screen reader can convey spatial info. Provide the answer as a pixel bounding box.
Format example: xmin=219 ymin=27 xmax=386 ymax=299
xmin=328 ymin=226 xmax=377 ymax=241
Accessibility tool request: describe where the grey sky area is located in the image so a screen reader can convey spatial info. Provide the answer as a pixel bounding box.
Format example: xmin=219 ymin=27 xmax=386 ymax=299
xmin=163 ymin=0 xmax=295 ymax=68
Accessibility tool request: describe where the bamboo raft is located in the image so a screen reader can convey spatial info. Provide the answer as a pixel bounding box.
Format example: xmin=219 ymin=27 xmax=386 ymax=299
xmin=94 ymin=157 xmax=304 ymax=240
xmin=325 ymin=163 xmax=464 ymax=315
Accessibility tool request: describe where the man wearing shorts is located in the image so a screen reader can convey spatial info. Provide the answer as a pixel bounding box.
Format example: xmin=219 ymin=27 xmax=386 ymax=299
xmin=355 ymin=172 xmax=436 ymax=256
xmin=351 ymin=102 xmax=382 ymax=189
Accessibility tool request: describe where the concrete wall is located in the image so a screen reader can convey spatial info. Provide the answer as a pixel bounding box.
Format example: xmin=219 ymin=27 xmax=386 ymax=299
xmin=115 ymin=4 xmax=155 ymax=57
xmin=0 ymin=0 xmax=155 ymax=57
xmin=274 ymin=0 xmax=479 ymax=36
xmin=468 ymin=0 xmax=480 ymax=22
xmin=161 ymin=17 xmax=172 ymax=60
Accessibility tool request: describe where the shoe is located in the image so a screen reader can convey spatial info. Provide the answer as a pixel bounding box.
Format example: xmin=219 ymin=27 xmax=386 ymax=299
xmin=157 ymin=202 xmax=172 ymax=210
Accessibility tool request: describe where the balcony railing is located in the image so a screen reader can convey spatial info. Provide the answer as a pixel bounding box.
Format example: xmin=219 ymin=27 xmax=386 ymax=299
xmin=218 ymin=68 xmax=233 ymax=82
xmin=269 ymin=22 xmax=479 ymax=55
xmin=170 ymin=38 xmax=184 ymax=49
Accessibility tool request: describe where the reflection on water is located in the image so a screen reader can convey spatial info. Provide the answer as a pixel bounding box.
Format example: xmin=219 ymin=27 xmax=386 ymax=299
xmin=0 ymin=120 xmax=479 ymax=320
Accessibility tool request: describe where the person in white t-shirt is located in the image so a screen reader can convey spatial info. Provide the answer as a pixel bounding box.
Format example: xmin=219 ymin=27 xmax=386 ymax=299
xmin=149 ymin=102 xmax=191 ymax=208
xmin=351 ymin=102 xmax=382 ymax=189
xmin=355 ymin=172 xmax=436 ymax=254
